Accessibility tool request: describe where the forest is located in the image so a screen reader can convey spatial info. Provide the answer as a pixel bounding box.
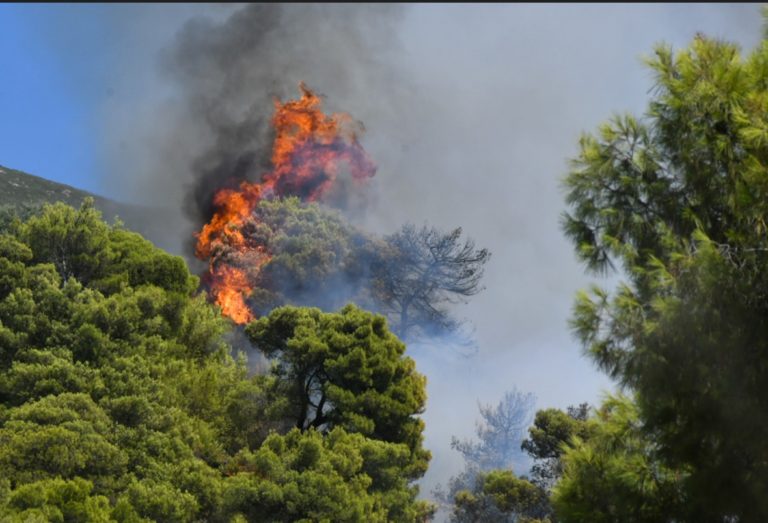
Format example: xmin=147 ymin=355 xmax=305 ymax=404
xmin=1 ymin=12 xmax=768 ymax=523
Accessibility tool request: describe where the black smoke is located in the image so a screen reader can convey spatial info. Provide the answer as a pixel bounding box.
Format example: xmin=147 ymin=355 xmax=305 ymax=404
xmin=145 ymin=4 xmax=406 ymax=257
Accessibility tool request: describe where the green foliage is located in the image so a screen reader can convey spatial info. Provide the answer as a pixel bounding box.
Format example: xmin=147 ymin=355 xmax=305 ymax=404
xmin=0 ymin=201 xmax=247 ymax=521
xmin=242 ymin=197 xmax=373 ymax=314
xmin=562 ymin=31 xmax=768 ymax=520
xmin=19 ymin=199 xmax=111 ymax=285
xmin=562 ymin=36 xmax=763 ymax=282
xmin=222 ymin=428 xmax=433 ymax=522
xmin=0 ymin=200 xmax=432 ymax=521
xmin=246 ymin=304 xmax=430 ymax=479
xmin=17 ymin=199 xmax=197 ymax=294
xmin=451 ymin=470 xmax=549 ymax=523
xmin=552 ymin=395 xmax=685 ymax=523
xmin=439 ymin=389 xmax=545 ymax=522
xmin=0 ymin=477 xmax=113 ymax=523
xmin=0 ymin=393 xmax=126 ymax=485
xmin=0 ymin=204 xmax=39 ymax=234
xmin=521 ymin=404 xmax=590 ymax=490
xmin=441 ymin=402 xmax=588 ymax=522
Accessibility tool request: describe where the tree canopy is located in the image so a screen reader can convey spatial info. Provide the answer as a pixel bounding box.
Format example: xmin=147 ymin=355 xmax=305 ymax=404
xmin=451 ymin=469 xmax=550 ymax=523
xmin=562 ymin=29 xmax=768 ymax=521
xmin=521 ymin=403 xmax=590 ymax=492
xmin=552 ymin=395 xmax=685 ymax=523
xmin=231 ymin=197 xmax=491 ymax=343
xmin=0 ymin=200 xmax=433 ymax=522
xmin=245 ymin=304 xmax=431 ymax=479
xmin=238 ymin=197 xmax=374 ymax=314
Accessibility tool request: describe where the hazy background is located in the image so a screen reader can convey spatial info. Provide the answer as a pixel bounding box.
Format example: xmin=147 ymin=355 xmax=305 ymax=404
xmin=1 ymin=2 xmax=763 ymax=505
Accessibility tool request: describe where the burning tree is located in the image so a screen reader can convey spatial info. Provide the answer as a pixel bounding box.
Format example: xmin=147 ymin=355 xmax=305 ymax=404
xmin=238 ymin=197 xmax=375 ymax=315
xmin=194 ymin=83 xmax=491 ymax=342
xmin=195 ymin=83 xmax=376 ymax=324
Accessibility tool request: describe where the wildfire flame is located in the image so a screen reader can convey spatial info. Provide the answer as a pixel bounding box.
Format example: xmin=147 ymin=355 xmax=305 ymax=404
xmin=209 ymin=265 xmax=256 ymax=325
xmin=195 ymin=83 xmax=376 ymax=323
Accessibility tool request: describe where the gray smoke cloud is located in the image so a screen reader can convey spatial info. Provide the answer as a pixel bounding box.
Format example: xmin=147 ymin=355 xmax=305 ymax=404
xmin=165 ymin=4 xmax=403 ymax=220
xmin=366 ymin=5 xmax=763 ymax=505
xmin=97 ymin=3 xmax=408 ymax=258
xmin=83 ymin=3 xmax=764 ymax=516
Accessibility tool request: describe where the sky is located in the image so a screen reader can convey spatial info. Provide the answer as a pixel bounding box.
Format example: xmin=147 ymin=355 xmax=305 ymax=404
xmin=0 ymin=4 xmax=99 ymax=189
xmin=0 ymin=2 xmax=764 ymax=507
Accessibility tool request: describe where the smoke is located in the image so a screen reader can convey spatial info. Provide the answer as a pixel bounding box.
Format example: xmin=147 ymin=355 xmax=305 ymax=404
xmin=81 ymin=3 xmax=764 ymax=516
xmin=97 ymin=4 xmax=407 ymax=257
xmin=365 ymin=4 xmax=764 ymax=506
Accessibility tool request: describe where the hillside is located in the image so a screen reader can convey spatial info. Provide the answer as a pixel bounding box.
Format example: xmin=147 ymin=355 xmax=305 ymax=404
xmin=0 ymin=164 xmax=118 ymax=208
xmin=0 ymin=164 xmax=189 ymax=255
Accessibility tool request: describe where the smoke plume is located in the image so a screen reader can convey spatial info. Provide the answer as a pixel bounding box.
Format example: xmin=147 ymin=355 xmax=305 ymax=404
xmin=100 ymin=4 xmax=407 ymax=258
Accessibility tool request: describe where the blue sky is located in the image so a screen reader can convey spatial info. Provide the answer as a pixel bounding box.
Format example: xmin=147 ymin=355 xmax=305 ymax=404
xmin=0 ymin=4 xmax=116 ymax=195
xmin=0 ymin=4 xmax=227 ymax=197
xmin=0 ymin=5 xmax=95 ymax=192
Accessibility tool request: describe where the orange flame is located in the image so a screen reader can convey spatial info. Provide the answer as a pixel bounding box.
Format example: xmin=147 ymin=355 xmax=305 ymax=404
xmin=195 ymin=83 xmax=376 ymax=323
xmin=209 ymin=266 xmax=254 ymax=325
xmin=195 ymin=181 xmax=264 ymax=260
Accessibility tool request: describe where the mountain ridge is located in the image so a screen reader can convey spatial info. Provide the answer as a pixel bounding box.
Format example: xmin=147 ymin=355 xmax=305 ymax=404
xmin=0 ymin=164 xmax=189 ymax=255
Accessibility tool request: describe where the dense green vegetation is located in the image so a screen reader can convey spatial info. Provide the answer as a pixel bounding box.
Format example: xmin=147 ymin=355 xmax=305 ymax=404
xmin=554 ymin=23 xmax=768 ymax=523
xmin=0 ymin=200 xmax=433 ymax=521
xmin=239 ymin=197 xmax=376 ymax=315
xmin=4 ymin=15 xmax=768 ymax=523
xmin=437 ymin=390 xmax=553 ymax=522
xmin=438 ymin=399 xmax=588 ymax=522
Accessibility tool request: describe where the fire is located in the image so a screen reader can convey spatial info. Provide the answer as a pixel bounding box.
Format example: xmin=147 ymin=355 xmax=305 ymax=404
xmin=208 ymin=266 xmax=254 ymax=325
xmin=195 ymin=182 xmax=264 ymax=259
xmin=195 ymin=83 xmax=376 ymax=323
